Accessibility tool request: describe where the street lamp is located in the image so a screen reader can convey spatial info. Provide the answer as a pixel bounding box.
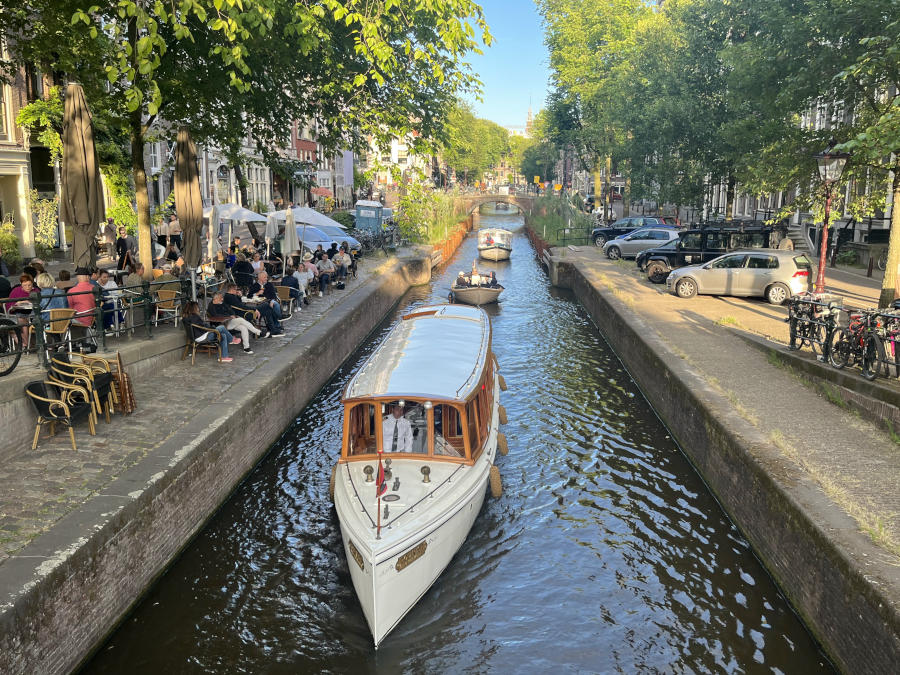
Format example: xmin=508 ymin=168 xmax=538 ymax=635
xmin=813 ymin=142 xmax=850 ymax=294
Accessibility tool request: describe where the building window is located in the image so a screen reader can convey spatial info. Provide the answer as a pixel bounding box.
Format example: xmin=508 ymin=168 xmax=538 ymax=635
xmin=0 ymin=84 xmax=8 ymax=140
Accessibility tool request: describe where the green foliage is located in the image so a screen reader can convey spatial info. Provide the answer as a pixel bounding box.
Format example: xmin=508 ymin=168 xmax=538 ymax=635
xmin=440 ymin=101 xmax=511 ymax=183
xmin=15 ymin=86 xmax=64 ymax=164
xmin=26 ymin=190 xmax=59 ymax=258
xmin=521 ymin=142 xmax=558 ymax=183
xmin=0 ymin=216 xmax=23 ymax=271
xmin=331 ymin=211 xmax=355 ymax=228
xmin=528 ymin=195 xmax=593 ymax=245
xmin=103 ymin=164 xmax=138 ymax=233
xmin=394 ymin=169 xmax=466 ymax=244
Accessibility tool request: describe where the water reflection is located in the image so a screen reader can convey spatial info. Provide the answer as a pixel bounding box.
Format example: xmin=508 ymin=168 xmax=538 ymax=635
xmin=82 ymin=213 xmax=831 ymax=673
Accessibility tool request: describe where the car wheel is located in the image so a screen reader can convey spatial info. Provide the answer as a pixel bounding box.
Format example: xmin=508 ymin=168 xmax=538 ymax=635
xmin=765 ymin=282 xmax=790 ymax=305
xmin=675 ymin=277 xmax=697 ymax=298
xmin=646 ymin=261 xmax=669 ymax=284
xmin=593 ymin=234 xmax=607 ymax=248
xmin=606 ymin=245 xmax=621 ymax=260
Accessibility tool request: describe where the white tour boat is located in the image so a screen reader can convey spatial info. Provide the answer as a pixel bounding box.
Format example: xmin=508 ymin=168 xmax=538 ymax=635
xmin=477 ymin=227 xmax=513 ymax=261
xmin=332 ymin=304 xmax=506 ymax=646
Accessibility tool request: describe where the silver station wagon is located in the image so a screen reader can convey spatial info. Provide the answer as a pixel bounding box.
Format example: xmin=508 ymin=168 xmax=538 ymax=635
xmin=666 ymin=249 xmax=813 ymax=305
xmin=603 ymin=227 xmax=679 ymax=260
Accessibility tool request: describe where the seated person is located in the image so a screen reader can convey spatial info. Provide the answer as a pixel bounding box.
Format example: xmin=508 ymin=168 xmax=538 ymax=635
xmin=97 ymin=269 xmax=120 ymax=330
xmin=382 ymin=403 xmax=413 ymax=452
xmin=332 ymin=247 xmax=351 ymax=281
xmin=316 ymin=254 xmax=336 ymax=295
xmin=327 ymin=242 xmax=339 ymax=260
xmin=181 ymin=300 xmax=238 ymax=363
xmin=279 ymin=265 xmax=304 ymax=301
xmin=248 ymin=271 xmax=283 ymax=321
xmin=124 ymin=263 xmax=144 ymax=288
xmin=251 ymin=252 xmax=264 ymax=275
xmin=224 ymin=282 xmax=282 ymax=336
xmin=67 ymin=268 xmax=97 ymax=349
xmin=341 ymin=241 xmax=358 ymax=276
xmin=455 ymin=271 xmax=469 ymax=288
xmin=230 ymin=236 xmax=241 ymax=254
xmin=207 ymin=291 xmax=263 ymax=353
xmin=231 ymin=253 xmax=255 ymax=288
xmin=312 ymin=244 xmax=326 ymax=262
xmin=488 ymin=271 xmax=500 ymax=287
xmin=155 ymin=265 xmax=180 ymax=292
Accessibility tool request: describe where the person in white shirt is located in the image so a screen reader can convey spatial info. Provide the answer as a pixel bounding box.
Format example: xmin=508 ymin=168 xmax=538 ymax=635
xmin=382 ymin=403 xmax=413 ymax=452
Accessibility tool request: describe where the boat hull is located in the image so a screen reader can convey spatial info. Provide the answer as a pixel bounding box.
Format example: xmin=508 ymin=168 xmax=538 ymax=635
xmin=450 ymin=285 xmax=502 ymax=305
xmin=339 ymin=471 xmax=489 ymax=646
xmin=478 ymin=245 xmax=511 ymax=261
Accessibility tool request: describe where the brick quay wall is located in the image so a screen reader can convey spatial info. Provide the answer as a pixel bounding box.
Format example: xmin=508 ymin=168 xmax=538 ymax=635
xmin=533 ymin=229 xmax=900 ymax=673
xmin=0 ymin=254 xmax=432 ymax=675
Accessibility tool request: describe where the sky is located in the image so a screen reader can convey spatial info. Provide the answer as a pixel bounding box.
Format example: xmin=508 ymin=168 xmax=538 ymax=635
xmin=466 ymin=0 xmax=551 ymax=129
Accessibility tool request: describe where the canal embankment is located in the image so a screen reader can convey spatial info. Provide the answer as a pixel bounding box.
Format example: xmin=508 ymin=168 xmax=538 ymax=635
xmin=534 ymin=231 xmax=900 ymax=673
xmin=0 ymin=251 xmax=434 ymax=675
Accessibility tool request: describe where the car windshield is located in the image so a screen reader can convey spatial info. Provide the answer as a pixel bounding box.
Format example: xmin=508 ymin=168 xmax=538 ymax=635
xmin=656 ymin=239 xmax=678 ymax=250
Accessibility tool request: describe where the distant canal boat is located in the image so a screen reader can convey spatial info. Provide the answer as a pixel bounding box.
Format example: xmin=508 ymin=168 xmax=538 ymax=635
xmin=477 ymin=228 xmax=513 ymax=261
xmin=333 ymin=304 xmax=502 ymax=646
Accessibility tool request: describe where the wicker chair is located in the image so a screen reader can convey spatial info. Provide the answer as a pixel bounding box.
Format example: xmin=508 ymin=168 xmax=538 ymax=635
xmin=154 ymin=289 xmax=180 ymax=327
xmin=49 ymin=353 xmax=118 ymax=424
xmin=43 ymin=308 xmax=75 ymax=356
xmin=276 ymin=285 xmax=295 ymax=319
xmin=25 ymin=380 xmax=96 ymax=451
xmin=181 ymin=321 xmax=222 ymax=365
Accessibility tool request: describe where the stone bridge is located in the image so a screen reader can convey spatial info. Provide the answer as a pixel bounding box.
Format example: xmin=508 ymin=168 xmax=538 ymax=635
xmin=455 ymin=193 xmax=534 ymax=215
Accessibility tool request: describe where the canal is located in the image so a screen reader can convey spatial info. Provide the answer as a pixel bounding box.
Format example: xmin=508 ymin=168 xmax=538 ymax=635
xmin=82 ymin=208 xmax=832 ymax=673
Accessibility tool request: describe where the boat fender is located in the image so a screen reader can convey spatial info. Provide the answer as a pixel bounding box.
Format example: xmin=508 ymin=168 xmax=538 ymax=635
xmin=498 ymin=374 xmax=507 ymax=391
xmin=489 ymin=465 xmax=503 ymax=498
xmin=498 ymin=404 xmax=508 ymax=425
xmin=498 ymin=432 xmax=509 ymax=456
xmin=329 ymin=464 xmax=337 ymax=501
xmin=421 ymin=465 xmax=431 ymax=483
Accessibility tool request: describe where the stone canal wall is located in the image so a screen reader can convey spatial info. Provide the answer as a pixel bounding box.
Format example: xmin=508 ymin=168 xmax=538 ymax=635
xmin=538 ymin=237 xmax=899 ymax=673
xmin=0 ymin=255 xmax=432 ymax=675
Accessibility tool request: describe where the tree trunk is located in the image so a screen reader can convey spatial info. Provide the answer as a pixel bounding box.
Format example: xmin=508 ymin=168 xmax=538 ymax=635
xmin=878 ymin=167 xmax=900 ymax=308
xmin=129 ymin=17 xmax=152 ymax=279
xmin=233 ymin=163 xmax=248 ymax=207
xmin=623 ymin=171 xmax=631 ymax=217
xmin=724 ymin=174 xmax=736 ymax=222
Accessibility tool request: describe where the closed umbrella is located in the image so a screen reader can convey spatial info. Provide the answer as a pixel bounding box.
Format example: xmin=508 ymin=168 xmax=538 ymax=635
xmin=265 ymin=214 xmax=278 ymax=259
xmin=60 ymin=83 xmax=105 ymax=269
xmin=175 ymin=128 xmax=203 ymax=268
xmin=207 ymin=204 xmax=219 ymax=263
xmin=283 ymin=207 xmax=301 ymax=258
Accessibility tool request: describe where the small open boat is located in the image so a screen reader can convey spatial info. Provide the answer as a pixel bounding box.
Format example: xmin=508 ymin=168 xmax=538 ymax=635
xmin=333 ymin=304 xmax=503 ymax=646
xmin=449 ymin=282 xmax=503 ymax=305
xmin=477 ymin=228 xmax=512 ymax=261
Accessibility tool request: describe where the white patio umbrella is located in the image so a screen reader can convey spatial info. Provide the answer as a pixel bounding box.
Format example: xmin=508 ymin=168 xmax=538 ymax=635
xmin=265 ymin=214 xmax=278 ymax=259
xmin=283 ymin=207 xmax=301 ymax=257
xmin=269 ymin=206 xmax=346 ymax=229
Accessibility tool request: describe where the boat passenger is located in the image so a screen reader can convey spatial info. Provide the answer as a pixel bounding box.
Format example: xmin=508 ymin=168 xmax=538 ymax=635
xmin=488 ymin=272 xmax=499 ymax=288
xmin=382 ymin=403 xmax=413 ymax=452
xmin=456 ymin=271 xmax=469 ymax=288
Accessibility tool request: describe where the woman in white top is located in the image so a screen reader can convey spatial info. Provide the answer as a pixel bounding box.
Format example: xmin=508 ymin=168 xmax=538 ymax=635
xmin=251 ymin=252 xmax=264 ymax=274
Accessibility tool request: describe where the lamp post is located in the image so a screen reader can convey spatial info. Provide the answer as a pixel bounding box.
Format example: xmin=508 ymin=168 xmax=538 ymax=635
xmin=813 ymin=143 xmax=850 ymax=294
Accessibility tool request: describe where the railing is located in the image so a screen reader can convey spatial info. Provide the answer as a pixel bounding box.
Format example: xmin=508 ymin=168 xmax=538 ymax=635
xmin=554 ymin=226 xmax=593 ymax=246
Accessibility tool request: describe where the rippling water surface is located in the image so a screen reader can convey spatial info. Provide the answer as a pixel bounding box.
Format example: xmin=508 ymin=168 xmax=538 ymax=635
xmin=83 ymin=211 xmax=832 ymax=673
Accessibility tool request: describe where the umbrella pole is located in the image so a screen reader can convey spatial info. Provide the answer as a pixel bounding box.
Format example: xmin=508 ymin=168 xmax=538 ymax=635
xmin=190 ymin=267 xmax=197 ymax=302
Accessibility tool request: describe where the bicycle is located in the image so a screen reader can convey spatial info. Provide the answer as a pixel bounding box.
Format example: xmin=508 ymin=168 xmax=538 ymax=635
xmin=828 ymin=308 xmax=883 ymax=380
xmin=876 ymin=248 xmax=888 ymax=272
xmin=0 ymin=317 xmax=23 ymax=376
xmin=787 ymin=296 xmax=839 ymax=359
xmin=872 ymin=308 xmax=900 ymax=379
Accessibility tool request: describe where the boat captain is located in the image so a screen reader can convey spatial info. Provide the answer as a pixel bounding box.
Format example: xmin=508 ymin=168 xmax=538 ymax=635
xmin=382 ymin=402 xmax=413 ymax=452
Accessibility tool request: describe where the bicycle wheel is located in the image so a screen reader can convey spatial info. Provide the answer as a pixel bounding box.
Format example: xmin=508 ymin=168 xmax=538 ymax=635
xmin=861 ymin=334 xmax=886 ymax=381
xmin=877 ymin=249 xmax=888 ymax=272
xmin=0 ymin=319 xmax=22 ymax=377
xmin=828 ymin=329 xmax=851 ymax=369
xmin=806 ymin=322 xmax=825 ymax=356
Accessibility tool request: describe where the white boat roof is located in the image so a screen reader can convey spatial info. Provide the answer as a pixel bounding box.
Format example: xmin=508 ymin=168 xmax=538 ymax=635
xmin=344 ymin=304 xmax=489 ymax=402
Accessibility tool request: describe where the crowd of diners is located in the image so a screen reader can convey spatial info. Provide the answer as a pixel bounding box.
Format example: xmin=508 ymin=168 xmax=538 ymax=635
xmin=0 ymin=228 xmax=361 ymax=363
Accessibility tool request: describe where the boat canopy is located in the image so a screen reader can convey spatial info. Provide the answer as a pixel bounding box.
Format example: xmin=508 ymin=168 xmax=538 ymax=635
xmin=344 ymin=305 xmax=489 ymax=403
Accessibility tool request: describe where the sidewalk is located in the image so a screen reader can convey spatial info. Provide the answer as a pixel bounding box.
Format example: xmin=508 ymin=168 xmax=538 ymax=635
xmin=565 ymin=248 xmax=899 ymax=561
xmin=0 ymin=253 xmax=390 ymax=562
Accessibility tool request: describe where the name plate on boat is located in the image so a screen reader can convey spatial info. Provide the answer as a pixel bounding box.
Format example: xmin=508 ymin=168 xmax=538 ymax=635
xmin=348 ymin=539 xmax=365 ymax=571
xmin=395 ymin=541 xmax=427 ymax=572
xmin=382 ymin=494 xmax=399 ymax=502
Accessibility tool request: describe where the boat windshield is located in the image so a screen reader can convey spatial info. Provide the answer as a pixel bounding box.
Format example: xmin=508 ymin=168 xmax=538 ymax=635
xmin=344 ymin=399 xmax=468 ymax=460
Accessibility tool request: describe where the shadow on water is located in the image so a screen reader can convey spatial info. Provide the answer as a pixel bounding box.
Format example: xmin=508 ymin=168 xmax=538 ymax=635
xmin=82 ymin=212 xmax=833 ymax=674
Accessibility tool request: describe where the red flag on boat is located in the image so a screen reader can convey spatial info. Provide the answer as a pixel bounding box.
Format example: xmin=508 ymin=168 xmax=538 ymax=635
xmin=376 ymin=454 xmax=387 ymax=497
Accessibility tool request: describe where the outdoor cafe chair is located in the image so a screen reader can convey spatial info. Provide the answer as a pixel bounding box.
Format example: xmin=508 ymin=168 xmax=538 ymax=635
xmin=25 ymin=380 xmax=96 ymax=451
xmin=49 ymin=353 xmax=118 ymax=424
xmin=276 ymin=285 xmax=295 ymax=319
xmin=181 ymin=321 xmax=222 ymax=365
xmin=43 ymin=308 xmax=75 ymax=357
xmin=154 ymin=289 xmax=180 ymax=327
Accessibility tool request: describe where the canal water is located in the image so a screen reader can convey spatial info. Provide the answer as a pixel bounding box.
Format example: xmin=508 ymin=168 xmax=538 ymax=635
xmin=82 ymin=209 xmax=832 ymax=673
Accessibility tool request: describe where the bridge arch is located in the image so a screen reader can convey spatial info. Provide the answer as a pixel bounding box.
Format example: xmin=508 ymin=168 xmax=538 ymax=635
xmin=457 ymin=193 xmax=534 ymax=216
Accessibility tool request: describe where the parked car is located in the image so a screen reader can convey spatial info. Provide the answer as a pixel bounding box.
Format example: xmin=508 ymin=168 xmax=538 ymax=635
xmin=639 ymin=225 xmax=776 ymax=284
xmin=591 ymin=217 xmax=672 ymax=247
xmin=603 ymin=227 xmax=680 ymax=260
xmin=665 ymin=249 xmax=812 ymax=305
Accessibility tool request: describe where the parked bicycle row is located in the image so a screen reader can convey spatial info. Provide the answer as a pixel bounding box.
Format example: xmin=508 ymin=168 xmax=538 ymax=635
xmin=787 ymin=295 xmax=900 ymax=382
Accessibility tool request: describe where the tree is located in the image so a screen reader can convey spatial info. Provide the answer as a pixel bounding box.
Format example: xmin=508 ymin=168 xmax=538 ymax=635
xmin=440 ymin=100 xmax=510 ymax=184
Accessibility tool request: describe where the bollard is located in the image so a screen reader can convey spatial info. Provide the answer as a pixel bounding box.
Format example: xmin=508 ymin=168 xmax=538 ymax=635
xmin=143 ymin=280 xmax=153 ymax=338
xmin=867 ymin=256 xmax=874 ymax=278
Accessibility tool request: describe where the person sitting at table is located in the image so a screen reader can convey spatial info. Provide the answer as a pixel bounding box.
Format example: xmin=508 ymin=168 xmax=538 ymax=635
xmin=8 ymin=273 xmax=36 ymax=347
xmin=248 ymin=271 xmax=283 ymax=321
xmin=341 ymin=241 xmax=358 ymax=276
xmin=55 ymin=269 xmax=75 ymax=291
xmin=155 ymin=265 xmax=180 ymax=292
xmin=124 ymin=263 xmax=144 ymax=288
xmin=207 ymin=291 xmax=262 ymax=354
xmin=230 ymin=236 xmax=241 ymax=254
xmin=67 ymin=268 xmax=97 ymax=350
xmin=313 ymin=244 xmax=326 ymax=262
xmin=332 ymin=247 xmax=351 ymax=281
xmin=232 ymin=253 xmax=255 ymax=289
xmin=163 ymin=241 xmax=180 ymax=262
xmin=223 ymin=283 xmax=281 ymax=337
xmin=97 ymin=269 xmax=120 ymax=330
xmin=279 ymin=265 xmax=304 ymax=304
xmin=316 ymin=253 xmax=336 ymax=296
xmin=327 ymin=242 xmax=339 ymax=260
xmin=181 ymin=300 xmax=238 ymax=363
xmin=251 ymin=252 xmax=264 ymax=275
xmin=36 ymin=273 xmax=68 ymax=346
